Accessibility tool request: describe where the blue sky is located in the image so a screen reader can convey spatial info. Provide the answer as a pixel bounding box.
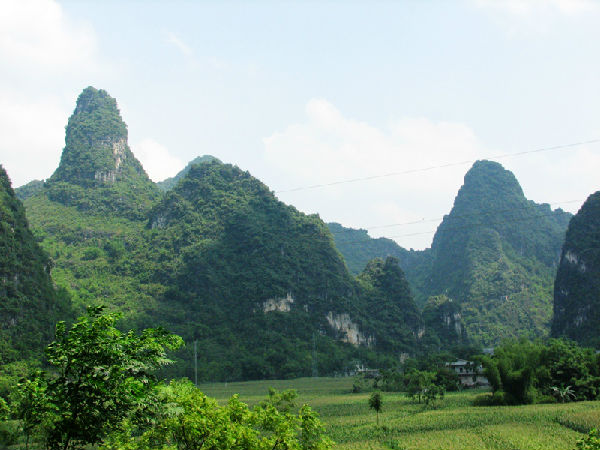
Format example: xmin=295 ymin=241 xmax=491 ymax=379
xmin=1 ymin=0 xmax=599 ymax=249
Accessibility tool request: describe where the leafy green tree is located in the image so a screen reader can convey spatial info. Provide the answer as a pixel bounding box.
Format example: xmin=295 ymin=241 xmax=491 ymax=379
xmin=368 ymin=391 xmax=383 ymax=426
xmin=405 ymin=370 xmax=436 ymax=404
xmin=102 ymin=381 xmax=332 ymax=450
xmin=551 ymin=385 xmax=575 ymax=403
xmin=11 ymin=373 xmax=50 ymax=450
xmin=16 ymin=305 xmax=182 ymax=450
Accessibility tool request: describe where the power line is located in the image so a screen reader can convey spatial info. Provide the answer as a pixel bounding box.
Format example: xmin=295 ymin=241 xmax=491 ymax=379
xmin=328 ymin=199 xmax=582 ymax=235
xmin=275 ymin=138 xmax=600 ymax=194
xmin=334 ymin=209 xmax=575 ymax=246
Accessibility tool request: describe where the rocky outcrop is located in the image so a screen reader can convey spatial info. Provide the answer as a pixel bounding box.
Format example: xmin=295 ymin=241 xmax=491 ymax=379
xmin=552 ymin=191 xmax=600 ymax=347
xmin=326 ymin=312 xmax=374 ymax=346
xmin=263 ymin=293 xmax=294 ymax=312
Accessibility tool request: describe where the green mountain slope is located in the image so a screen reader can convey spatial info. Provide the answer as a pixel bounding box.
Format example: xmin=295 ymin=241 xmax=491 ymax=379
xmin=148 ymin=162 xmax=424 ymax=379
xmin=327 ymin=223 xmax=432 ymax=305
xmin=0 ymin=166 xmax=70 ymax=363
xmin=426 ymin=160 xmax=570 ymax=344
xmin=21 ymin=87 xmax=426 ymax=381
xmin=552 ymin=191 xmax=600 ymax=347
xmin=330 ymin=161 xmax=571 ymax=345
xmin=45 ymin=86 xmax=159 ymax=220
xmin=15 ymin=179 xmax=44 ymax=202
xmin=156 ymin=155 xmax=219 ymax=191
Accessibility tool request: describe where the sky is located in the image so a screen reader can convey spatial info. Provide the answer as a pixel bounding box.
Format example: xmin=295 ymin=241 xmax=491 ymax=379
xmin=1 ymin=0 xmax=599 ymax=250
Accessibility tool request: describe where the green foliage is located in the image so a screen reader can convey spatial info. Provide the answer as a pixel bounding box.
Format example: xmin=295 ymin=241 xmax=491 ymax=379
xmin=0 ymin=165 xmax=71 ymax=363
xmin=368 ymin=391 xmax=383 ymax=425
xmin=156 ymin=155 xmax=220 ymax=192
xmin=577 ymin=429 xmax=600 ymax=450
xmin=479 ymin=338 xmax=600 ymax=405
xmin=45 ymin=87 xmax=159 ymax=220
xmin=103 ymin=381 xmax=333 ymax=450
xmin=405 ymin=370 xmax=437 ymax=404
xmin=426 ymin=160 xmax=571 ymax=345
xmin=327 ymin=223 xmax=433 ymax=305
xmin=355 ymin=257 xmax=422 ymax=353
xmin=552 ymin=191 xmax=600 ymax=347
xmin=14 ymin=179 xmax=44 ymax=202
xmin=15 ymin=306 xmax=182 ymax=450
xmin=421 ymin=295 xmax=467 ymax=349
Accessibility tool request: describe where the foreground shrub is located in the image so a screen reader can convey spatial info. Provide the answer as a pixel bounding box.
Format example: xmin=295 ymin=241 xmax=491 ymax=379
xmin=103 ymin=381 xmax=333 ymax=450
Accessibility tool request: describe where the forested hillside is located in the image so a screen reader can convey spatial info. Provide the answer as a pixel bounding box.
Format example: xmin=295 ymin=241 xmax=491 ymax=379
xmin=425 ymin=160 xmax=571 ymax=344
xmin=0 ymin=166 xmax=70 ymax=363
xmin=17 ymin=87 xmax=426 ymax=381
xmin=331 ymin=161 xmax=571 ymax=345
xmin=552 ymin=191 xmax=600 ymax=347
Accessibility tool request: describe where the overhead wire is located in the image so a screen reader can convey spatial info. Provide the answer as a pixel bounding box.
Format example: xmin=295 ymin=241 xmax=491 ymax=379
xmin=274 ymin=138 xmax=600 ymax=194
xmin=328 ymin=199 xmax=583 ymax=236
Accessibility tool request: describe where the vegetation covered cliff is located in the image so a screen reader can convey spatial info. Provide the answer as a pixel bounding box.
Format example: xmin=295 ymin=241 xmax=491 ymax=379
xmin=0 ymin=166 xmax=70 ymax=363
xmin=552 ymin=191 xmax=600 ymax=347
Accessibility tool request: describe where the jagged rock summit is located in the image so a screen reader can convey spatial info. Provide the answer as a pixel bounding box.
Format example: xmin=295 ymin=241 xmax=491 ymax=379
xmin=44 ymin=87 xmax=158 ymax=219
xmin=50 ymin=87 xmax=146 ymax=185
xmin=552 ymin=191 xmax=600 ymax=347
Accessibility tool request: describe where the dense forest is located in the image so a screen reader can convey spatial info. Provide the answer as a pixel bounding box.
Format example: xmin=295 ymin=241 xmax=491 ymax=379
xmin=332 ymin=161 xmax=572 ymax=345
xmin=2 ymin=86 xmax=599 ymax=386
xmin=552 ymin=191 xmax=600 ymax=347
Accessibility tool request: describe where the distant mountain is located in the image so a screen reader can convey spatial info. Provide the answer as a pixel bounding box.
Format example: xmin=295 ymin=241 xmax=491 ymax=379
xmin=20 ymin=87 xmax=427 ymax=381
xmin=0 ymin=166 xmax=70 ymax=362
xmin=45 ymin=86 xmax=159 ymax=220
xmin=156 ymin=155 xmax=220 ymax=191
xmin=425 ymin=160 xmax=570 ymax=344
xmin=15 ymin=179 xmax=44 ymax=201
xmin=331 ymin=160 xmax=571 ymax=345
xmin=327 ymin=223 xmax=432 ymax=305
xmin=552 ymin=191 xmax=600 ymax=347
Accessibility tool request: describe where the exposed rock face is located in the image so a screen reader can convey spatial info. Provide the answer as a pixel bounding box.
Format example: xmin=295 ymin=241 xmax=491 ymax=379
xmin=421 ymin=295 xmax=467 ymax=347
xmin=326 ymin=312 xmax=373 ymax=346
xmin=43 ymin=87 xmax=159 ymax=219
xmin=552 ymin=191 xmax=600 ymax=347
xmin=263 ymin=293 xmax=294 ymax=312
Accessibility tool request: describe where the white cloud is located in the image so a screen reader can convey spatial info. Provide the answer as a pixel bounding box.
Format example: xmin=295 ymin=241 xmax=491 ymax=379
xmin=0 ymin=0 xmax=98 ymax=73
xmin=131 ymin=138 xmax=185 ymax=183
xmin=0 ymin=91 xmax=67 ymax=186
xmin=0 ymin=0 xmax=110 ymax=187
xmin=263 ymin=99 xmax=600 ymax=250
xmin=263 ymin=99 xmax=490 ymax=249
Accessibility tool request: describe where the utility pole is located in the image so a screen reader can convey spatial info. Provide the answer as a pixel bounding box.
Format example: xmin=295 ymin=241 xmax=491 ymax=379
xmin=194 ymin=340 xmax=198 ymax=386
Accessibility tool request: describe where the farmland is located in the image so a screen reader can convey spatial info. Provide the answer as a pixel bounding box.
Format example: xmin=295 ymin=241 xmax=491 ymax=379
xmin=199 ymin=377 xmax=600 ymax=450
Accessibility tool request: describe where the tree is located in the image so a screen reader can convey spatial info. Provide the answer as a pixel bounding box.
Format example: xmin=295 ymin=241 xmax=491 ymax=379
xmin=16 ymin=305 xmax=183 ymax=450
xmin=11 ymin=373 xmax=50 ymax=450
xmin=368 ymin=391 xmax=383 ymax=426
xmin=551 ymin=385 xmax=575 ymax=403
xmin=102 ymin=381 xmax=333 ymax=450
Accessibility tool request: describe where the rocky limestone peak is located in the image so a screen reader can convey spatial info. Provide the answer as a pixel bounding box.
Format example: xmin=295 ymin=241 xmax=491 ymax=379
xmin=49 ymin=86 xmax=149 ymax=187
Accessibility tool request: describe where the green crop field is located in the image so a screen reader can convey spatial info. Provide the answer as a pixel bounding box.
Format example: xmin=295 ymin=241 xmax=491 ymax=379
xmin=199 ymin=377 xmax=600 ymax=450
